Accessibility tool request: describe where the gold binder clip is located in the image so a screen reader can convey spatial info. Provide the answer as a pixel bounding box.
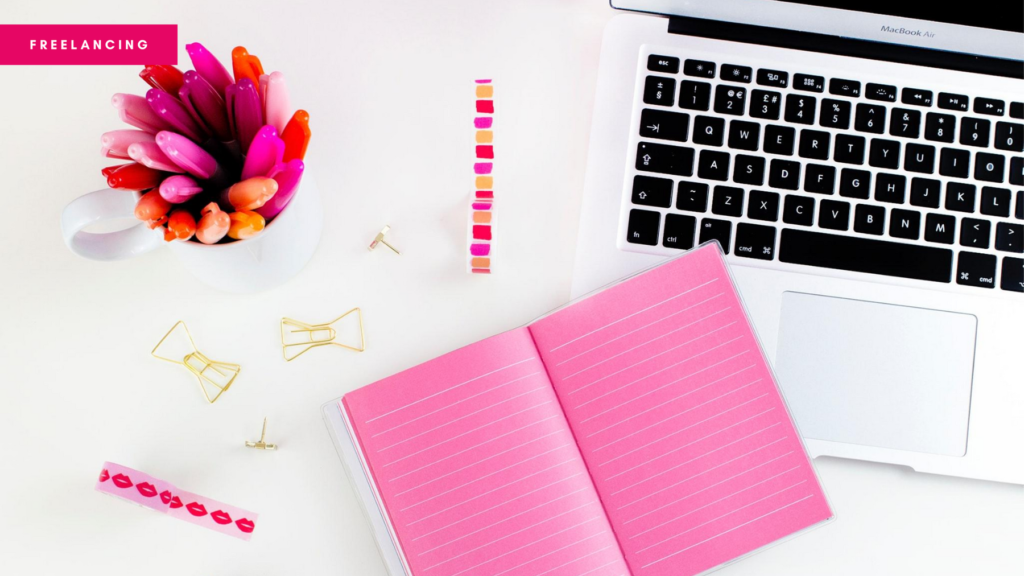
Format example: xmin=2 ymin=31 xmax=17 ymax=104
xmin=245 ymin=418 xmax=277 ymax=450
xmin=280 ymin=307 xmax=366 ymax=362
xmin=368 ymin=225 xmax=401 ymax=254
xmin=151 ymin=321 xmax=240 ymax=404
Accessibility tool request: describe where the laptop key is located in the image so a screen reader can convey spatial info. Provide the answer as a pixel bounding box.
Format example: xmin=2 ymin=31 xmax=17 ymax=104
xmin=697 ymin=150 xmax=731 ymax=181
xmin=854 ymin=103 xmax=886 ymax=134
xmin=980 ymin=187 xmax=1011 ymax=217
xmin=904 ymin=144 xmax=935 ymax=174
xmin=779 ymin=228 xmax=953 ymax=283
xmin=785 ymin=94 xmax=816 ymax=125
xmin=945 ymin=182 xmax=977 ymax=212
xmin=938 ymin=92 xmax=969 ymax=112
xmin=834 ymin=134 xmax=866 ymax=164
xmin=782 ymin=194 xmax=814 ymax=226
xmin=631 ymin=175 xmax=673 ymax=208
xmin=924 ymin=113 xmax=955 ymax=143
xmin=1013 ymin=158 xmax=1024 ymax=186
xmin=956 ymin=251 xmax=997 ymax=288
xmin=793 ymin=74 xmax=824 ymax=93
xmin=939 ymin=148 xmax=970 ymax=178
xmin=910 ymin=178 xmax=942 ymax=208
xmin=748 ymin=190 xmax=780 ymax=221
xmin=683 ymin=59 xmax=716 ymax=78
xmin=829 ymin=78 xmax=860 ymax=97
xmin=626 ymin=209 xmax=660 ymax=246
xmin=854 ymin=204 xmax=885 ymax=235
xmin=996 ymin=222 xmax=1023 ymax=253
xmin=662 ymin=213 xmax=696 ymax=250
xmin=799 ymin=130 xmax=830 ymax=160
xmin=733 ymin=155 xmax=766 ymax=185
xmin=869 ymin=139 xmax=900 ymax=169
xmin=756 ymin=69 xmax=789 ymax=88
xmin=692 ymin=115 xmax=725 ymax=146
xmin=750 ymin=90 xmax=781 ymax=120
xmin=994 ymin=122 xmax=1023 ymax=152
xmin=889 ymin=108 xmax=921 ymax=138
xmin=639 ymin=109 xmax=690 ymax=142
xmin=769 ymin=159 xmax=801 ymax=190
xmin=959 ymin=218 xmax=990 ymax=249
xmin=764 ymin=125 xmax=795 ymax=155
xmin=974 ymin=97 xmax=1005 ymax=116
xmin=712 ymin=186 xmax=744 ymax=217
xmin=643 ymin=76 xmax=676 ymax=106
xmin=636 ymin=142 xmax=695 ymax=176
xmin=875 ymin=173 xmax=906 ymax=203
xmin=960 ymin=117 xmax=991 ymax=147
xmin=679 ymin=81 xmax=712 ymax=111
xmin=925 ymin=213 xmax=956 ymax=244
xmin=818 ymin=199 xmax=850 ymax=231
xmin=721 ymin=64 xmax=752 ymax=83
xmin=974 ymin=152 xmax=1005 ymax=183
xmin=1012 ymin=102 xmax=1024 ymax=119
xmin=889 ymin=209 xmax=921 ymax=240
xmin=820 ymin=99 xmax=852 ymax=129
xmin=647 ymin=54 xmax=680 ymax=74
xmin=839 ymin=168 xmax=871 ymax=199
xmin=865 ymin=83 xmax=897 ymax=102
xmin=698 ymin=218 xmax=732 ymax=253
xmin=734 ymin=223 xmax=777 ymax=260
xmin=1017 ymin=191 xmax=1023 ymax=219
xmin=728 ymin=121 xmax=760 ymax=151
xmin=901 ymin=88 xmax=933 ymax=107
xmin=1001 ymin=257 xmax=1024 ymax=291
xmin=677 ymin=181 xmax=709 ymax=212
xmin=714 ymin=85 xmax=747 ymax=115
xmin=804 ymin=164 xmax=836 ymax=194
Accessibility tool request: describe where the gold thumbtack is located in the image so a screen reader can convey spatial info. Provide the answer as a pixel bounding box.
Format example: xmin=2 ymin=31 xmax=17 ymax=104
xmin=245 ymin=418 xmax=277 ymax=450
xmin=368 ymin=225 xmax=401 ymax=254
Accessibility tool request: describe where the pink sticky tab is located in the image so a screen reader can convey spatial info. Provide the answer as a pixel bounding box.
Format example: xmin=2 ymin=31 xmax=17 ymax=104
xmin=473 ymin=162 xmax=492 ymax=174
xmin=472 ymin=202 xmax=492 ymax=211
xmin=474 ymin=117 xmax=493 ymax=129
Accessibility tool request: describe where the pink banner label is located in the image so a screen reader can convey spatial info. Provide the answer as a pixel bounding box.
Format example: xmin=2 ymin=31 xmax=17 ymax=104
xmin=0 ymin=25 xmax=177 ymax=65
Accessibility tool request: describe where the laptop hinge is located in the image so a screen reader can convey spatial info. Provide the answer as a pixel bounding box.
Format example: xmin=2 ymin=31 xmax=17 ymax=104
xmin=666 ymin=16 xmax=1022 ymax=79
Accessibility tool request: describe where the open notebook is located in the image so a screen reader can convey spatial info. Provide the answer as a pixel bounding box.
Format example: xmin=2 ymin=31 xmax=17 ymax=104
xmin=324 ymin=243 xmax=832 ymax=576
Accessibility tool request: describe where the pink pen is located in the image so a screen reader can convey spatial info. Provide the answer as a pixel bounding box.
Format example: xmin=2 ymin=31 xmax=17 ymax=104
xmin=264 ymin=72 xmax=291 ymax=133
xmin=111 ymin=93 xmax=171 ymax=134
xmin=256 ymin=159 xmax=304 ymax=220
xmin=128 ymin=141 xmax=182 ymax=173
xmin=241 ymin=125 xmax=285 ymax=180
xmin=155 ymin=131 xmax=221 ymax=180
xmin=227 ymin=79 xmax=264 ymax=154
xmin=159 ymin=174 xmax=204 ymax=204
xmin=146 ymin=89 xmax=207 ymax=143
xmin=100 ymin=130 xmax=155 ymax=160
xmin=179 ymin=71 xmax=232 ymax=142
xmin=258 ymin=74 xmax=269 ymax=110
xmin=185 ymin=42 xmax=234 ymax=97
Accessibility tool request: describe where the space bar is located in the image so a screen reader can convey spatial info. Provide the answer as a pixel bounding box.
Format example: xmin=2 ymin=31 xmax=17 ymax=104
xmin=779 ymin=229 xmax=953 ymax=283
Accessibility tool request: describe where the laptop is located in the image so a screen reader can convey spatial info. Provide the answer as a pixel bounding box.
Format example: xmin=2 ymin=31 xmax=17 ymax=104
xmin=572 ymin=1 xmax=1024 ymax=484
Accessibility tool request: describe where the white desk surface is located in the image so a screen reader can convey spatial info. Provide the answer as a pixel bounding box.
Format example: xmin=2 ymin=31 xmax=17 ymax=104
xmin=1 ymin=0 xmax=1021 ymax=573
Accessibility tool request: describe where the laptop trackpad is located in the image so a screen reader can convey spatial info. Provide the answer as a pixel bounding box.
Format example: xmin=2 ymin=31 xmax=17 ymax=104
xmin=775 ymin=292 xmax=977 ymax=457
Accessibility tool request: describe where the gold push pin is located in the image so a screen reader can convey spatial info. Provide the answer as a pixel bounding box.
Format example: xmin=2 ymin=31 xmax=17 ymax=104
xmin=245 ymin=418 xmax=277 ymax=450
xmin=368 ymin=225 xmax=401 ymax=254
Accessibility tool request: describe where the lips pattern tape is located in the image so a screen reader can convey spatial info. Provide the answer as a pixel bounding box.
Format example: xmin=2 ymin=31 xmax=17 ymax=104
xmin=96 ymin=461 xmax=258 ymax=540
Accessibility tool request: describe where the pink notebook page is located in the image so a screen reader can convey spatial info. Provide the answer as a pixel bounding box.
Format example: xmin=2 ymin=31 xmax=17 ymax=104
xmin=343 ymin=328 xmax=629 ymax=576
xmin=529 ymin=244 xmax=832 ymax=576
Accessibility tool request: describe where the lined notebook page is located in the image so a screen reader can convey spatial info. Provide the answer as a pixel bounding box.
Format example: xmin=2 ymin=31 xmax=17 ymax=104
xmin=529 ymin=245 xmax=832 ymax=576
xmin=343 ymin=328 xmax=629 ymax=576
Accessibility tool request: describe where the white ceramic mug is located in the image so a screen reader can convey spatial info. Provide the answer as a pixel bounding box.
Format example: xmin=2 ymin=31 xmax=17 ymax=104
xmin=60 ymin=177 xmax=323 ymax=293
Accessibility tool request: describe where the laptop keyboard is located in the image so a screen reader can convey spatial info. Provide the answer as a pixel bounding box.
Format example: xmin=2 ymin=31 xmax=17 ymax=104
xmin=621 ymin=52 xmax=1024 ymax=293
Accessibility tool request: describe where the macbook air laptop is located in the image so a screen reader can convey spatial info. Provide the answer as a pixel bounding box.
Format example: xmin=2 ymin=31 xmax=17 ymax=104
xmin=572 ymin=1 xmax=1024 ymax=484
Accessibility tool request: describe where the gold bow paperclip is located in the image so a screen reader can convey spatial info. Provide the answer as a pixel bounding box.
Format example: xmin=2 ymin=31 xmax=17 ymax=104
xmin=280 ymin=308 xmax=366 ymax=361
xmin=151 ymin=321 xmax=240 ymax=404
xmin=245 ymin=418 xmax=277 ymax=450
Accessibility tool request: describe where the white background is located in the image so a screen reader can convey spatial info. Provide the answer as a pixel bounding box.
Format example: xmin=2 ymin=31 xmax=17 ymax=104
xmin=0 ymin=0 xmax=1021 ymax=574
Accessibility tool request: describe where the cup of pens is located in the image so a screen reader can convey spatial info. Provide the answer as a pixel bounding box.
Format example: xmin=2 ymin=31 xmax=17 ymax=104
xmin=60 ymin=43 xmax=321 ymax=293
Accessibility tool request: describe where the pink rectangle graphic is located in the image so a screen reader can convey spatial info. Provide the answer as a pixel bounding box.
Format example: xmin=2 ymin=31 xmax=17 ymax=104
xmin=0 ymin=25 xmax=177 ymax=65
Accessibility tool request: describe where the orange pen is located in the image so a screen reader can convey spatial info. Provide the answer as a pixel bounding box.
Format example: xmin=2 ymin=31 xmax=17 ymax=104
xmin=231 ymin=46 xmax=265 ymax=85
xmin=281 ymin=110 xmax=311 ymax=162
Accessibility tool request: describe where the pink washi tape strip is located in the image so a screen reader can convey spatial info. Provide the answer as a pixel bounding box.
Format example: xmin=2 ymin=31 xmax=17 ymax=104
xmin=95 ymin=461 xmax=258 ymax=541
xmin=469 ymin=79 xmax=493 ymax=274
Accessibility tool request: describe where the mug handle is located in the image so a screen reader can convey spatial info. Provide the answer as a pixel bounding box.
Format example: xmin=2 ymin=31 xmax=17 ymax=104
xmin=61 ymin=188 xmax=164 ymax=261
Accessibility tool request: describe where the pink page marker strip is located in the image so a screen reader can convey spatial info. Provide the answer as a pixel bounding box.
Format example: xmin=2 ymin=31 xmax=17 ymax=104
xmin=469 ymin=79 xmax=494 ymax=274
xmin=95 ymin=461 xmax=258 ymax=541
